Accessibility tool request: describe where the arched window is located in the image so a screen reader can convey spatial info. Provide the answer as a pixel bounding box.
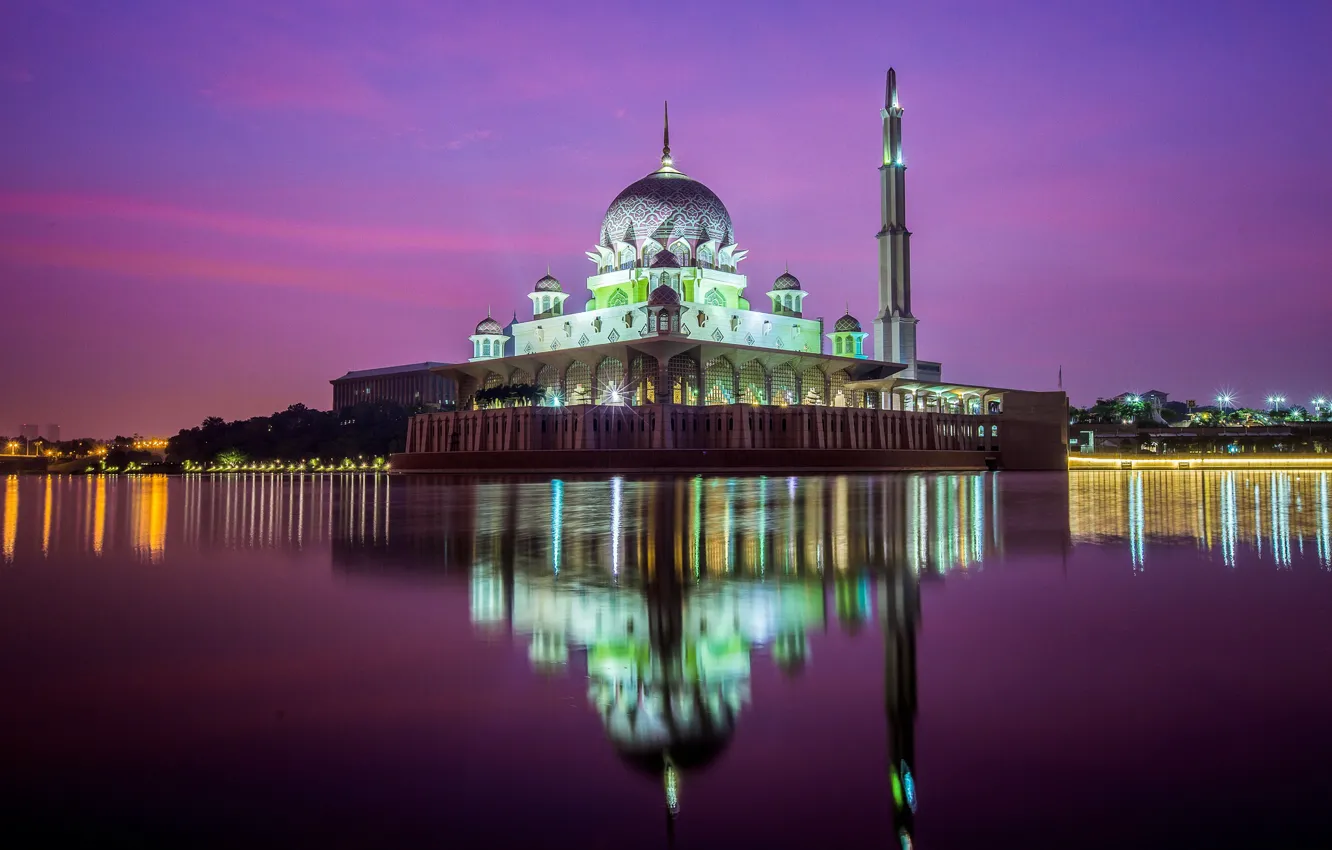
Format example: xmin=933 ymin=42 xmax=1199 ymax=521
xmin=784 ymin=293 xmax=793 ymax=310
xmin=607 ymin=289 xmax=628 ymax=308
xmin=855 ymin=337 xmax=863 ymax=356
xmin=657 ymin=312 xmax=670 ymax=333
xmin=541 ymin=295 xmax=551 ymax=312
xmin=595 ymin=357 xmax=625 ymax=404
xmin=618 ymin=245 xmax=634 ymax=269
xmin=629 ymin=354 xmax=656 ymax=404
xmin=537 ymin=364 xmax=561 ymax=404
xmin=834 ymin=337 xmax=843 ymax=355
xmin=830 ymin=370 xmax=852 ymax=408
xmin=704 ymin=356 xmax=735 ymax=405
xmin=667 ymin=354 xmax=699 ymax=405
xmin=482 ymin=339 xmax=492 ymax=356
xmin=801 ymin=367 xmax=825 ymax=406
xmin=566 ymin=361 xmax=592 ymax=404
xmin=704 ymin=288 xmax=725 ymax=307
xmin=697 ymin=244 xmax=714 ymax=268
xmin=642 ymin=242 xmax=661 ymax=265
xmin=739 ymin=360 xmax=766 ymax=405
xmin=670 ymin=240 xmax=689 ymax=266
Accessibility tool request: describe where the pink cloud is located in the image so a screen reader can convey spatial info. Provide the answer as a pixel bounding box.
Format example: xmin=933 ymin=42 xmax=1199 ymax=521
xmin=0 ymin=191 xmax=568 ymax=256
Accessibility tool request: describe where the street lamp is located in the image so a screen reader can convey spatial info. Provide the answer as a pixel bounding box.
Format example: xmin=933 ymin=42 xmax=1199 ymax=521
xmin=1216 ymin=393 xmax=1234 ymax=410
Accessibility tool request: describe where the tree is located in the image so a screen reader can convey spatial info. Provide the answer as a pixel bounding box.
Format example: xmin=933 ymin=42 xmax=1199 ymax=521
xmin=215 ymin=448 xmax=247 ymax=468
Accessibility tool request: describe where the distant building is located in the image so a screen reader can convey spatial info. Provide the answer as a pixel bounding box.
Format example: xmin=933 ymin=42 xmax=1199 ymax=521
xmin=20 ymin=424 xmax=39 ymax=441
xmin=331 ymin=363 xmax=456 ymax=413
xmin=40 ymin=424 xmax=60 ymax=443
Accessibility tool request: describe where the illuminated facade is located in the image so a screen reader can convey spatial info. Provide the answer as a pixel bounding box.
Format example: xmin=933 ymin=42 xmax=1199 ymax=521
xmin=438 ymin=71 xmax=960 ymax=416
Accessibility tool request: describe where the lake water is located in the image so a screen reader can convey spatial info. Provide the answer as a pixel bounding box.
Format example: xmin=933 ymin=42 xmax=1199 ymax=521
xmin=1 ymin=471 xmax=1330 ymax=848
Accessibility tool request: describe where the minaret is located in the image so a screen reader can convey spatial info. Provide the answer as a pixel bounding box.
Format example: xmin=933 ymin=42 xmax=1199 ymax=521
xmin=873 ymin=68 xmax=917 ymax=371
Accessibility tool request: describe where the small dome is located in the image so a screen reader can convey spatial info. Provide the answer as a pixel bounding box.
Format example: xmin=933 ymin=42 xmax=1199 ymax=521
xmin=648 ymin=284 xmax=681 ymax=306
xmin=773 ymin=270 xmax=801 ymax=291
xmin=475 ymin=315 xmax=504 ymax=335
xmin=535 ymin=273 xmax=561 ymax=292
xmin=834 ymin=313 xmax=862 ymax=333
xmin=650 ymin=251 xmax=681 ymax=268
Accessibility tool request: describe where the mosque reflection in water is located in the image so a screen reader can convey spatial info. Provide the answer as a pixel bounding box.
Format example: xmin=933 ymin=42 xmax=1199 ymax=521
xmin=342 ymin=473 xmax=1062 ymax=849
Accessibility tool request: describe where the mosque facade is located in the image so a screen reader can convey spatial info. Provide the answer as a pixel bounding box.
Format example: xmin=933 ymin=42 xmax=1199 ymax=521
xmin=395 ymin=71 xmax=1068 ymax=470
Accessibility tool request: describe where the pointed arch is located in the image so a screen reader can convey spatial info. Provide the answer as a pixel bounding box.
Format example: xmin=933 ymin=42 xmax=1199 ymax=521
xmin=696 ymin=242 xmax=715 ymax=269
xmin=829 ymin=369 xmax=851 ymax=407
xmin=536 ymin=364 xmax=561 ymax=404
xmin=669 ymin=238 xmax=690 ymax=266
xmin=482 ymin=339 xmax=492 ymax=356
xmin=607 ymin=288 xmax=629 ymax=308
xmin=595 ymin=356 xmax=625 ymax=404
xmin=566 ymin=361 xmax=592 ymax=404
xmin=641 ymin=241 xmax=662 ymax=265
xmin=629 ymin=354 xmax=657 ymax=404
xmin=738 ymin=360 xmax=767 ymax=405
xmin=800 ymin=367 xmax=825 ymax=406
xmin=704 ymin=288 xmax=725 ymax=307
xmin=704 ymin=356 xmax=736 ymax=405
xmin=771 ymin=364 xmax=797 ymax=406
xmin=667 ymin=353 xmax=699 ymax=405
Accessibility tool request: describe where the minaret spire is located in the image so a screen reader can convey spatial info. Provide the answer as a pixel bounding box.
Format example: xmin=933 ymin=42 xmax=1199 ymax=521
xmin=874 ymin=67 xmax=918 ymax=373
xmin=661 ymin=101 xmax=672 ymax=167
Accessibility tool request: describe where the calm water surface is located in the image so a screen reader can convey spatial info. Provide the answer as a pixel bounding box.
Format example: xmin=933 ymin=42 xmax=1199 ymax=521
xmin=1 ymin=471 xmax=1330 ymax=848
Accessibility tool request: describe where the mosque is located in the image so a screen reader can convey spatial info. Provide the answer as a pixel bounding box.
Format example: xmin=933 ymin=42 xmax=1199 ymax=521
xmin=395 ymin=71 xmax=1067 ymax=470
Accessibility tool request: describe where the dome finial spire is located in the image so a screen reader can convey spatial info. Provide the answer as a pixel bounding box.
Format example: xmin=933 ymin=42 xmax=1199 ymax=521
xmin=661 ymin=101 xmax=672 ymax=167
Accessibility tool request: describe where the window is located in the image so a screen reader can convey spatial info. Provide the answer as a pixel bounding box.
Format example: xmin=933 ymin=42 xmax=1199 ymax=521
xmin=595 ymin=357 xmax=625 ymax=404
xmin=739 ymin=360 xmax=766 ymax=405
xmin=834 ymin=337 xmax=843 ymax=355
xmin=704 ymin=356 xmax=735 ymax=405
xmin=482 ymin=339 xmax=492 ymax=356
xmin=630 ymin=354 xmax=656 ymax=404
xmin=657 ymin=312 xmax=670 ymax=333
xmin=541 ymin=295 xmax=551 ymax=312
xmin=618 ymin=246 xmax=634 ymax=269
xmin=801 ymin=368 xmax=825 ymax=405
xmin=566 ymin=362 xmax=592 ymax=404
xmin=668 ymin=354 xmax=699 ymax=405
xmin=670 ymin=241 xmax=689 ymax=266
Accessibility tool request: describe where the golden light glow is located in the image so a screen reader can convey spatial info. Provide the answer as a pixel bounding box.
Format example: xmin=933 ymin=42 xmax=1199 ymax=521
xmin=93 ymin=476 xmax=106 ymax=556
xmin=42 ymin=476 xmax=52 ymax=557
xmin=1071 ymin=455 xmax=1332 ymax=470
xmin=131 ymin=476 xmax=168 ymax=561
xmin=2 ymin=476 xmax=17 ymax=562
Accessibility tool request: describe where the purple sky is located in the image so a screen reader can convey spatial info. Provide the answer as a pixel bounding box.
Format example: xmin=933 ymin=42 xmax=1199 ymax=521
xmin=2 ymin=0 xmax=1330 ymax=437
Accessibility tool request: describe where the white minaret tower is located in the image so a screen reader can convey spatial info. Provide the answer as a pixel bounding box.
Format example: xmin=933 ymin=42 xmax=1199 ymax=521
xmin=873 ymin=68 xmax=917 ymax=372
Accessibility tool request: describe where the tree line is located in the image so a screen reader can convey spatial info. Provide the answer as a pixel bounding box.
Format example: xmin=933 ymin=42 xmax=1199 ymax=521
xmin=166 ymin=402 xmax=418 ymax=465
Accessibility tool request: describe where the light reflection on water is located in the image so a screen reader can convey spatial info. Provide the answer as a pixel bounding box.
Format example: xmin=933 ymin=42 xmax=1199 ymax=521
xmin=1070 ymin=470 xmax=1332 ymax=568
xmin=0 ymin=471 xmax=1330 ymax=846
xmin=2 ymin=469 xmax=1328 ymax=571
